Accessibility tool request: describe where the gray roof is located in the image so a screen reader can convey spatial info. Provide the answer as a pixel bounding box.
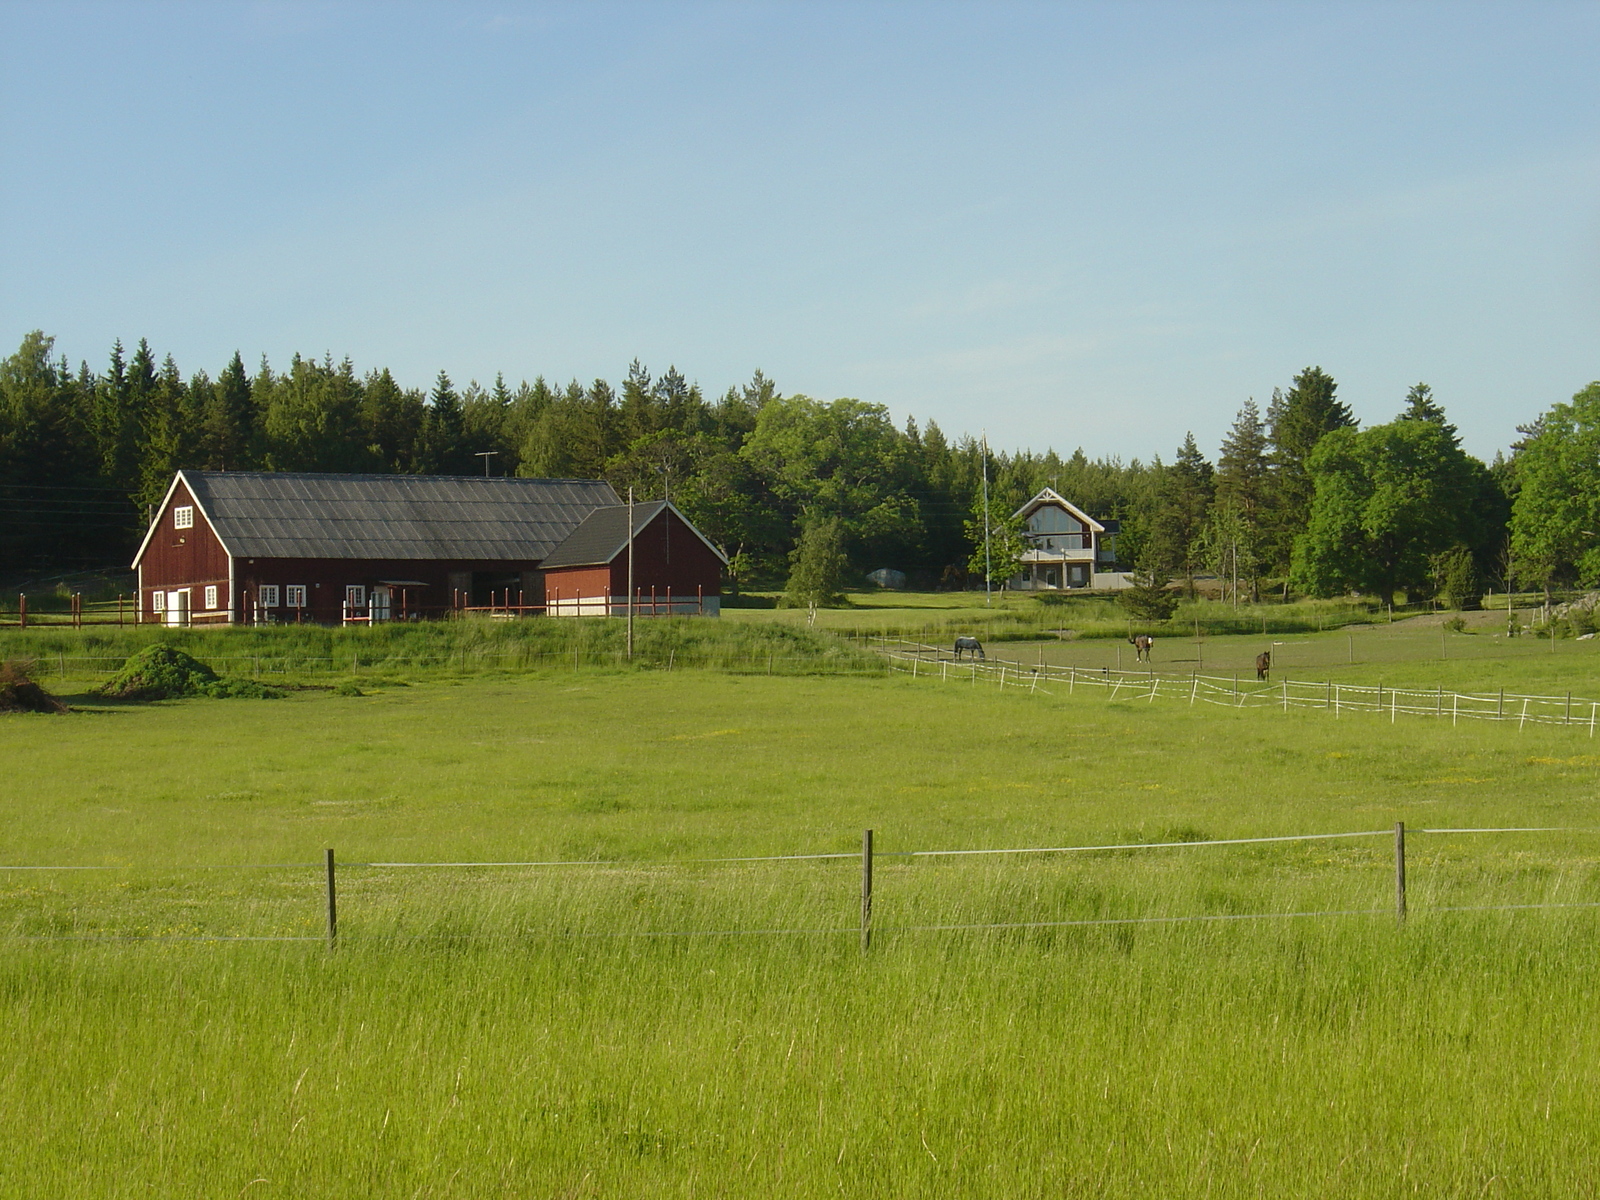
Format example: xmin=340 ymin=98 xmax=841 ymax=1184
xmin=538 ymin=502 xmax=669 ymax=569
xmin=176 ymin=471 xmax=621 ymax=561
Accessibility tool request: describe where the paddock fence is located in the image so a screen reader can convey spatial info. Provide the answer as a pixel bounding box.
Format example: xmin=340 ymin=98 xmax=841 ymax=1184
xmin=3 ymin=824 xmax=1597 ymax=948
xmin=869 ymin=637 xmax=1600 ymax=733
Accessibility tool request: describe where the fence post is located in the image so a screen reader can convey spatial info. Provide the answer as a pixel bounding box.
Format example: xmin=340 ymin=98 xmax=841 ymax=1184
xmin=325 ymin=848 xmax=337 ymax=949
xmin=18 ymin=594 xmax=24 ymax=630
xmin=1394 ymin=822 xmax=1406 ymax=925
xmin=860 ymin=829 xmax=873 ymax=952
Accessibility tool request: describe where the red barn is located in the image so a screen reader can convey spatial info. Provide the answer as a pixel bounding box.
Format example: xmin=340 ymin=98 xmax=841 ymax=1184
xmin=131 ymin=471 xmax=726 ymax=625
xmin=539 ymin=500 xmax=730 ymax=616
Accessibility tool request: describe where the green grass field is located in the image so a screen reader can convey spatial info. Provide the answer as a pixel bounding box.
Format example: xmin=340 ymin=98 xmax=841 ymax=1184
xmin=4 ymin=622 xmax=1600 ymax=1196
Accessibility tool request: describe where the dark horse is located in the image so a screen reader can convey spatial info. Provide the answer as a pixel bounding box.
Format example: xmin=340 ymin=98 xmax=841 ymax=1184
xmin=1129 ymin=634 xmax=1154 ymax=663
xmin=954 ymin=636 xmax=985 ymax=661
xmin=1255 ymin=650 xmax=1271 ymax=680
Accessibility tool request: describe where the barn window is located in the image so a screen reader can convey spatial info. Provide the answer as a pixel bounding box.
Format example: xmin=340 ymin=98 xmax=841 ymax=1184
xmin=346 ymin=585 xmax=366 ymax=610
xmin=286 ymin=585 xmax=306 ymax=608
xmin=152 ymin=591 xmax=166 ymax=612
xmin=174 ymin=506 xmax=194 ymax=530
xmin=259 ymin=585 xmax=280 ymax=608
xmin=204 ymin=585 xmax=218 ymax=610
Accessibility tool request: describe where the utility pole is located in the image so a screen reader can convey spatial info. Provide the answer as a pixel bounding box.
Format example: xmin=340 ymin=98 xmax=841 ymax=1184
xmin=627 ymin=487 xmax=635 ymax=660
xmin=982 ymin=431 xmax=992 ymax=607
xmin=475 ymin=450 xmax=498 ymax=476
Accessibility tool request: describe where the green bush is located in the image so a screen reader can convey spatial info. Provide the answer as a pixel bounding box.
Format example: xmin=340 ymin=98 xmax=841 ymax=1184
xmin=93 ymin=645 xmax=283 ymax=700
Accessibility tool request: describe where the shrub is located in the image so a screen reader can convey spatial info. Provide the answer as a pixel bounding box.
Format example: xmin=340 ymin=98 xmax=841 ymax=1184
xmin=94 ymin=645 xmax=283 ymax=700
xmin=0 ymin=660 xmax=68 ymax=714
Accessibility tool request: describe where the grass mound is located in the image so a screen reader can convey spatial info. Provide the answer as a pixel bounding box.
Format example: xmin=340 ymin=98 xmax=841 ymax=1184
xmin=0 ymin=659 xmax=67 ymax=713
xmin=94 ymin=645 xmax=283 ymax=701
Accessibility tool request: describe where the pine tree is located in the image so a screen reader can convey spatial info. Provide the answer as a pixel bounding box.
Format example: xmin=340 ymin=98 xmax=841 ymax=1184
xmin=419 ymin=370 xmax=466 ymax=474
xmin=202 ymin=350 xmax=255 ymax=469
xmin=1211 ymin=400 xmax=1269 ymax=601
xmin=1216 ymin=399 xmax=1268 ymax=519
xmin=621 ymin=359 xmax=656 ymax=444
xmin=1265 ymin=367 xmax=1356 ymax=574
xmin=1147 ymin=433 xmax=1214 ymax=597
xmin=1397 ymin=382 xmax=1457 ymax=441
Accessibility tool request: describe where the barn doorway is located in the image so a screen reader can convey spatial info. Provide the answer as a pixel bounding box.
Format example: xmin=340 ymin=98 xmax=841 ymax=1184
xmin=472 ymin=571 xmax=523 ymax=608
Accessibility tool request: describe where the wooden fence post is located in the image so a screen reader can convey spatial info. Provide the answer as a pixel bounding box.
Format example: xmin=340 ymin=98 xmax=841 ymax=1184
xmin=325 ymin=848 xmax=337 ymax=949
xmin=1394 ymin=822 xmax=1406 ymax=925
xmin=860 ymin=829 xmax=874 ymax=952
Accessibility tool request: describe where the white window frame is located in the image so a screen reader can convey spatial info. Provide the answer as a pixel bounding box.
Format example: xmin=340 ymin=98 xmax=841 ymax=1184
xmin=259 ymin=585 xmax=280 ymax=608
xmin=286 ymin=585 xmax=307 ymax=608
xmin=152 ymin=590 xmax=166 ymax=612
xmin=174 ymin=505 xmax=194 ymax=530
xmin=204 ymin=585 xmax=218 ymax=610
xmin=346 ymin=585 xmax=366 ymax=609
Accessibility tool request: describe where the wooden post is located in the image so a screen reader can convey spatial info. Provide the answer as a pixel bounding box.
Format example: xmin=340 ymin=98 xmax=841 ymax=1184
xmin=18 ymin=594 xmax=25 ymax=630
xmin=860 ymin=829 xmax=873 ymax=952
xmin=325 ymin=848 xmax=337 ymax=948
xmin=1394 ymin=822 xmax=1406 ymax=925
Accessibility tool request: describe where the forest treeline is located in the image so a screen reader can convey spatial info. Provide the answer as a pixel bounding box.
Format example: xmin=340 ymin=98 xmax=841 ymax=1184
xmin=1 ymin=330 xmax=1596 ymax=604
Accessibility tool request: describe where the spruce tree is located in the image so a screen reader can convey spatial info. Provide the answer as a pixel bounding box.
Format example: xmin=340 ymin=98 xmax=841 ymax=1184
xmin=1147 ymin=433 xmax=1215 ymax=597
xmin=1265 ymin=367 xmax=1356 ymax=575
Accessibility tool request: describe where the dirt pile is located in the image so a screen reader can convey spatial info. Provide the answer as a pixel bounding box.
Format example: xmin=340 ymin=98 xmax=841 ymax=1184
xmin=0 ymin=660 xmax=68 ymax=714
xmin=94 ymin=645 xmax=284 ymax=700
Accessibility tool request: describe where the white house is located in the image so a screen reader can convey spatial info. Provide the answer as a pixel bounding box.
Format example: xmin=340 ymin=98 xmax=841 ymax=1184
xmin=1008 ymin=488 xmax=1121 ymax=590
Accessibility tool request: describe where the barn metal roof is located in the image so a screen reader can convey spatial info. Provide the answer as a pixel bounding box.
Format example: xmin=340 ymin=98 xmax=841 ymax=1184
xmin=176 ymin=471 xmax=621 ymax=561
xmin=539 ymin=500 xmax=730 ymax=569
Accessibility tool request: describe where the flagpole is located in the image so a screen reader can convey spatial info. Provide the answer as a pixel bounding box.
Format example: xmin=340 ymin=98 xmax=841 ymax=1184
xmin=627 ymin=487 xmax=635 ymax=659
xmin=982 ymin=431 xmax=992 ymax=607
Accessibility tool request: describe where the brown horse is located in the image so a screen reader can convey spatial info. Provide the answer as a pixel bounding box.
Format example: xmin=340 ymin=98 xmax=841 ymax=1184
xmin=1255 ymin=650 xmax=1271 ymax=680
xmin=1129 ymin=634 xmax=1154 ymax=663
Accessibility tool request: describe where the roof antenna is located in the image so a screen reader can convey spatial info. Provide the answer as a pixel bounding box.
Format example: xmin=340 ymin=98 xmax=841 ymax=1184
xmin=474 ymin=451 xmax=498 ymax=476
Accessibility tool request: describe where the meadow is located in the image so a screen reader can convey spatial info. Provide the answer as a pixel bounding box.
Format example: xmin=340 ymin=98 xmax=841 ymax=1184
xmin=3 ymin=617 xmax=1600 ymax=1196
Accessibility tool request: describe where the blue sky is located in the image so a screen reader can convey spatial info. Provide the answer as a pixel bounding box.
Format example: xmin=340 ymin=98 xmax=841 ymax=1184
xmin=2 ymin=1 xmax=1596 ymax=465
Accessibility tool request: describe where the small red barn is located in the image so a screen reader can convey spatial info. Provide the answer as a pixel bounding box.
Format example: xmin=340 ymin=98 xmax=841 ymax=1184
xmin=131 ymin=471 xmax=726 ymax=624
xmin=538 ymin=501 xmax=730 ymax=616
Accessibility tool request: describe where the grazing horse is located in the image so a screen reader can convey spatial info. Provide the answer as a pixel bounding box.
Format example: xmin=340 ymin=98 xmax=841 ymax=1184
xmin=1129 ymin=634 xmax=1154 ymax=663
xmin=954 ymin=636 xmax=985 ymax=661
xmin=1255 ymin=650 xmax=1271 ymax=680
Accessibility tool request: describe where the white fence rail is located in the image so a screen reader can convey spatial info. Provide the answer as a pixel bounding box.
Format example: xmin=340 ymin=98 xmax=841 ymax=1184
xmin=869 ymin=638 xmax=1600 ymax=733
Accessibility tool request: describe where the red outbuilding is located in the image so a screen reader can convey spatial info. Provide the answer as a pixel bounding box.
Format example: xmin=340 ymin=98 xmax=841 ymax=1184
xmin=539 ymin=500 xmax=730 ymax=616
xmin=131 ymin=471 xmax=726 ymax=625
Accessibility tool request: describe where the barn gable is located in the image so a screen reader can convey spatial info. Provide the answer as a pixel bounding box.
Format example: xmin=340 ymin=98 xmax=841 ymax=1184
xmin=539 ymin=501 xmax=730 ymax=570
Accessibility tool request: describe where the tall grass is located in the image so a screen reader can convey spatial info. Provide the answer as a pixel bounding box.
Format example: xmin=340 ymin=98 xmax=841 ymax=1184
xmin=6 ymin=659 xmax=1600 ymax=1194
xmin=0 ymin=616 xmax=874 ymax=682
xmin=5 ymin=910 xmax=1597 ymax=1196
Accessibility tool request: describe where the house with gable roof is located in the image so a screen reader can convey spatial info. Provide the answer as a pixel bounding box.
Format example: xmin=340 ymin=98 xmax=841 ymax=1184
xmin=1007 ymin=487 xmax=1121 ymax=591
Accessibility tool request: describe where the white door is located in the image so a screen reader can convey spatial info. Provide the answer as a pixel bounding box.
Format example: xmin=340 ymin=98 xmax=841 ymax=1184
xmin=370 ymin=587 xmax=391 ymax=622
xmin=165 ymin=590 xmax=190 ymax=627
